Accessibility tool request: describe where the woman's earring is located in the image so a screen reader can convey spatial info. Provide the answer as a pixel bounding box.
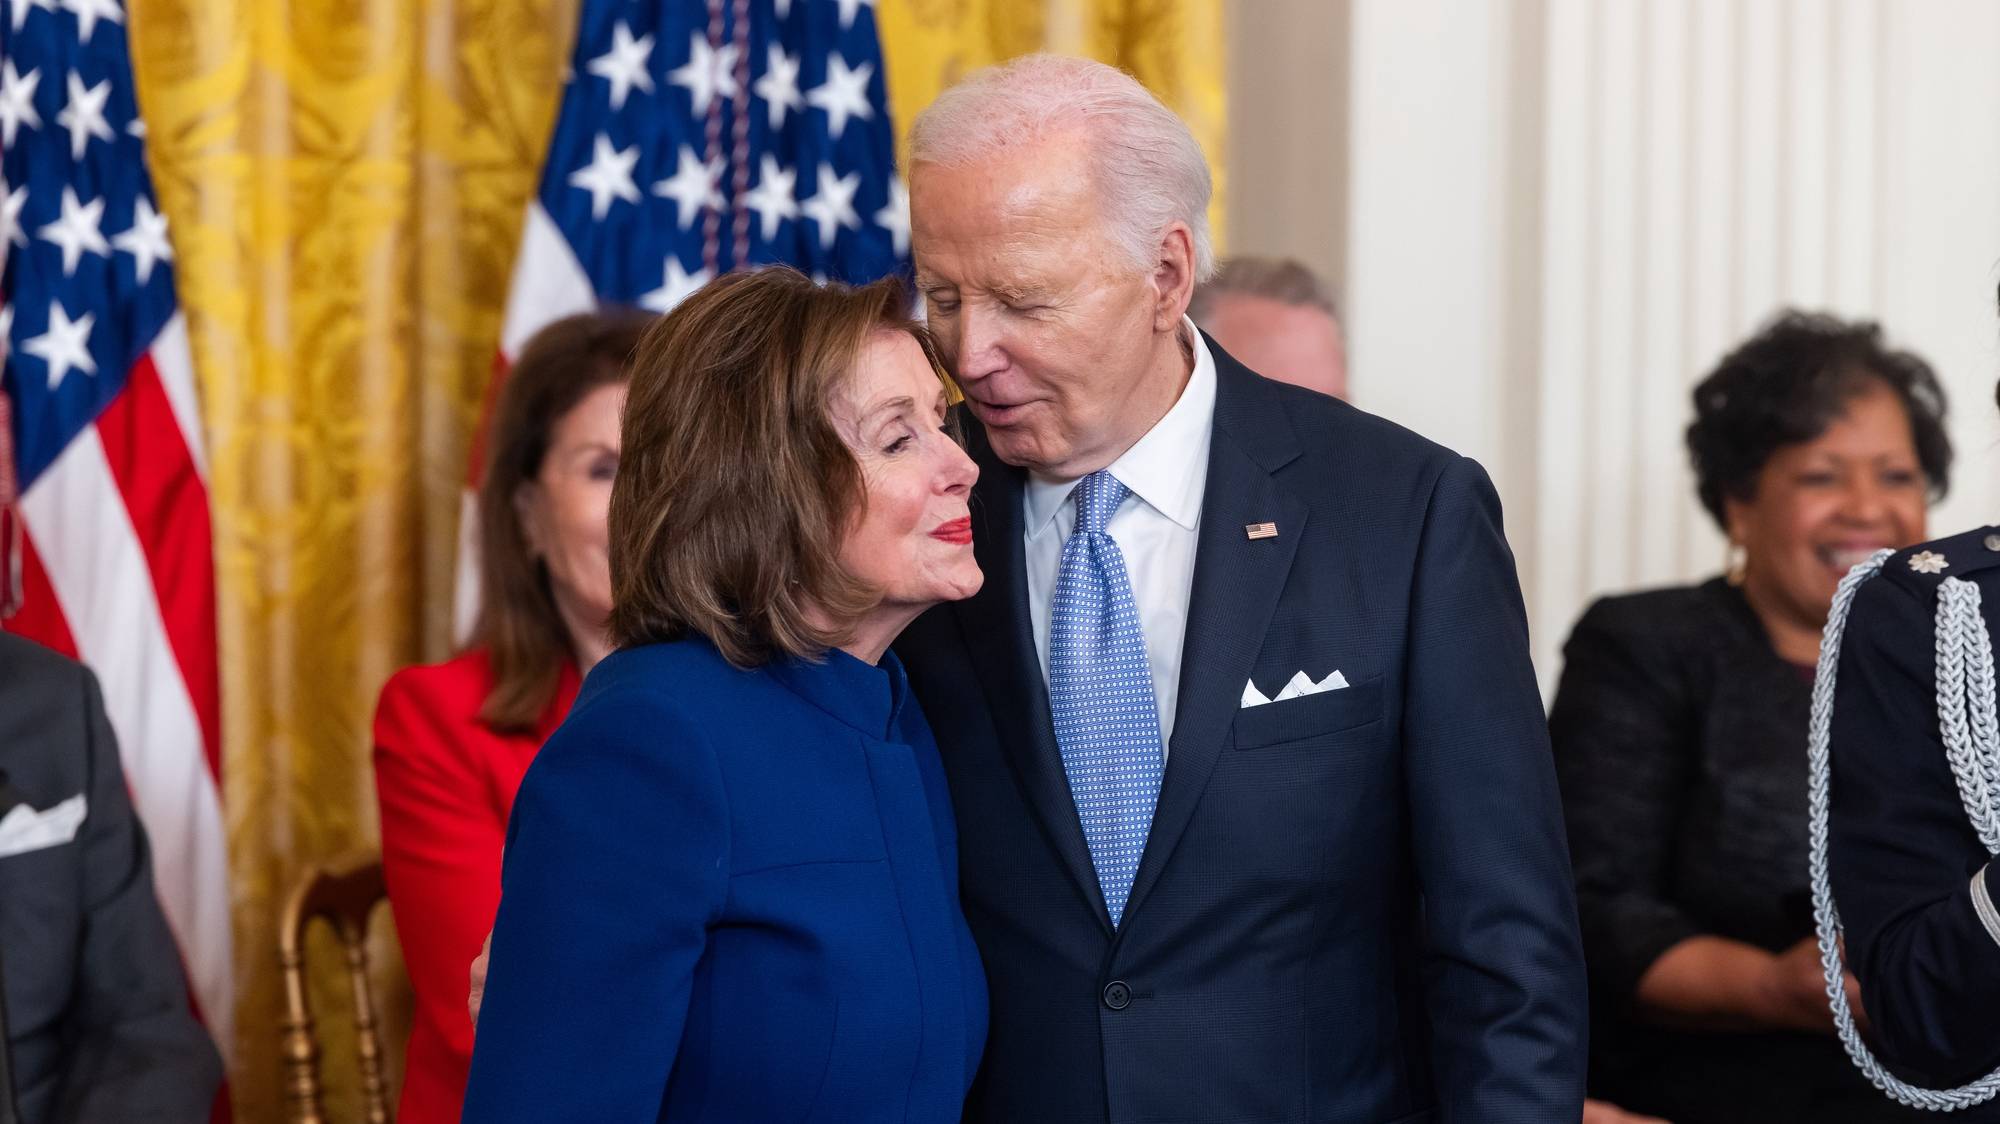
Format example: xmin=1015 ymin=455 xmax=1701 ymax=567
xmin=1725 ymin=541 xmax=1748 ymax=587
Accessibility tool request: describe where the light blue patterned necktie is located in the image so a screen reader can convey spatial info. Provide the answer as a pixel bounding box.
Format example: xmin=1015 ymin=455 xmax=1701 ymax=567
xmin=1049 ymin=469 xmax=1166 ymax=927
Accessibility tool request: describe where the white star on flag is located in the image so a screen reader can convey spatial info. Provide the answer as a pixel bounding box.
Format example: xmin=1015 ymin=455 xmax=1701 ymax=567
xmin=639 ymin=255 xmax=713 ymax=313
xmin=806 ymin=55 xmax=874 ymax=142
xmin=58 ymin=0 xmax=122 ymax=43
xmin=23 ymin=301 xmax=97 ymax=388
xmin=0 ymin=60 xmax=40 ymax=148
xmin=586 ymin=21 xmax=655 ymax=111
xmin=8 ymin=0 xmax=53 ymax=33
xmin=799 ymin=164 xmax=861 ymax=249
xmin=0 ymin=183 xmax=27 ymax=251
xmin=667 ymin=33 xmax=741 ymax=117
xmin=834 ymin=0 xmax=877 ymax=31
xmin=774 ymin=0 xmax=791 ymax=17
xmin=567 ymin=133 xmax=641 ymax=220
xmin=743 ymin=154 xmax=799 ymax=242
xmin=652 ymin=146 xmax=724 ymax=230
xmin=875 ymin=176 xmax=910 ymax=257
xmin=113 ymin=195 xmax=174 ymax=283
xmin=753 ymin=44 xmax=802 ymax=130
xmin=57 ymin=71 xmax=114 ymax=160
xmin=38 ymin=186 xmax=111 ymax=276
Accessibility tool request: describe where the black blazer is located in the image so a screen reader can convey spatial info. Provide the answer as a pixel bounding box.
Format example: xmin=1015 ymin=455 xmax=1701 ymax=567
xmin=0 ymin=632 xmax=221 ymax=1123
xmin=896 ymin=341 xmax=1587 ymax=1123
xmin=1830 ymin=527 xmax=2000 ymax=1113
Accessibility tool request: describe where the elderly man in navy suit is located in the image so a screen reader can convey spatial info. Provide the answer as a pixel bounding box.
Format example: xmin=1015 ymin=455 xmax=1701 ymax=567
xmin=894 ymin=55 xmax=1588 ymax=1123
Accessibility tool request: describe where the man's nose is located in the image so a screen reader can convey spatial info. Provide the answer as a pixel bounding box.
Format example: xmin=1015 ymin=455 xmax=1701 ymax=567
xmin=954 ymin=305 xmax=1006 ymax=383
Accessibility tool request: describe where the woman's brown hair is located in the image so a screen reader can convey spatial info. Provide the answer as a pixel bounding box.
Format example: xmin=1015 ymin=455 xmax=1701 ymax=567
xmin=472 ymin=309 xmax=651 ymax=732
xmin=610 ymin=266 xmax=947 ymax=667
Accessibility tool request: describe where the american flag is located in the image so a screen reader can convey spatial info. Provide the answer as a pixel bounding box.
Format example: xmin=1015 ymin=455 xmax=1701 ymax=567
xmin=0 ymin=0 xmax=233 ymax=1066
xmin=456 ymin=0 xmax=910 ymax=632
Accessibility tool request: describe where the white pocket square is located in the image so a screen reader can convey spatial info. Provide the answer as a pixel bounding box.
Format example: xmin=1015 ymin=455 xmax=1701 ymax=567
xmin=0 ymin=794 xmax=87 ymax=859
xmin=1241 ymin=669 xmax=1349 ymax=708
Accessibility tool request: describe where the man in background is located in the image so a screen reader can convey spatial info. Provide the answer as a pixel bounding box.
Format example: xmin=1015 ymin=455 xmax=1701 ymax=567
xmin=1188 ymin=255 xmax=1348 ymax=399
xmin=0 ymin=631 xmax=222 ymax=1123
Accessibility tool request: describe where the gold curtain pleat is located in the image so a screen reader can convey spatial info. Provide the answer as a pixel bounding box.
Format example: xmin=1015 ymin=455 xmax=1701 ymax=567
xmin=123 ymin=0 xmax=1221 ymax=1116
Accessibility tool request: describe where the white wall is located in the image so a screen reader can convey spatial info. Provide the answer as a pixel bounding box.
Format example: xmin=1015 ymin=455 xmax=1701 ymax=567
xmin=1225 ymin=0 xmax=1347 ymax=291
xmin=1344 ymin=0 xmax=2000 ymax=690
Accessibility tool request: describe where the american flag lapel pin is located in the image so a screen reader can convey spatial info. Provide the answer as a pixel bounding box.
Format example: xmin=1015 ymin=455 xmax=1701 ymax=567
xmin=1245 ymin=522 xmax=1278 ymax=541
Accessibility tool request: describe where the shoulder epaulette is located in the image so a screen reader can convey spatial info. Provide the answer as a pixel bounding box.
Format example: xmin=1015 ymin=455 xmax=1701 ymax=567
xmin=1879 ymin=526 xmax=2000 ymax=594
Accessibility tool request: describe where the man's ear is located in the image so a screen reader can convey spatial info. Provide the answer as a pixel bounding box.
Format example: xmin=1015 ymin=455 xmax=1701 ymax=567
xmin=1151 ymin=222 xmax=1197 ymax=333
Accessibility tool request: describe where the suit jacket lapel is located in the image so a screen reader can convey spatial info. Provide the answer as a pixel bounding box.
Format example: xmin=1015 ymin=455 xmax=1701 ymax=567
xmin=1122 ymin=352 xmax=1307 ymax=925
xmin=954 ymin=426 xmax=1114 ymax=933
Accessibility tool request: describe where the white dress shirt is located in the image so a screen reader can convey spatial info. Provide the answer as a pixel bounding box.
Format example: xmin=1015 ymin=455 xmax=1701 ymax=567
xmin=1025 ymin=319 xmax=1217 ymax=752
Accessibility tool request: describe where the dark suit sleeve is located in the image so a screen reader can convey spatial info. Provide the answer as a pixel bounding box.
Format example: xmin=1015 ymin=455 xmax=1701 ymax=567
xmin=1828 ymin=573 xmax=2000 ymax=1083
xmin=460 ymin=692 xmax=729 ymax=1121
xmin=51 ymin=663 xmax=224 ymax=1123
xmin=1547 ymin=601 xmax=1703 ymax=1007
xmin=1401 ymin=455 xmax=1588 ymax=1121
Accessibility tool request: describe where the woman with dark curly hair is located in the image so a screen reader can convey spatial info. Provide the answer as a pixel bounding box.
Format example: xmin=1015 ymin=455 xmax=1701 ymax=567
xmin=1550 ymin=310 xmax=1952 ymax=1123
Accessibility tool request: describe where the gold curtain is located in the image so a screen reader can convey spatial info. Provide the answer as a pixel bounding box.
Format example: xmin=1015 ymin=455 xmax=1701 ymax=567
xmin=124 ymin=0 xmax=1222 ymax=1116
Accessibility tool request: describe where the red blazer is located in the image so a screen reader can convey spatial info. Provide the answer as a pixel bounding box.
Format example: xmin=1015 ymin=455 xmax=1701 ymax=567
xmin=371 ymin=649 xmax=578 ymax=1124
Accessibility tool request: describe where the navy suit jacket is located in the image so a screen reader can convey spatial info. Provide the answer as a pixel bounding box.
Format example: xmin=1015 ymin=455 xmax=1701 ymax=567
xmin=896 ymin=341 xmax=1588 ymax=1123
xmin=462 ymin=638 xmax=986 ymax=1122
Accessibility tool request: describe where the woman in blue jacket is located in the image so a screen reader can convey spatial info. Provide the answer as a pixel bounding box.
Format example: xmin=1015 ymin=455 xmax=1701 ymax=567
xmin=461 ymin=268 xmax=987 ymax=1122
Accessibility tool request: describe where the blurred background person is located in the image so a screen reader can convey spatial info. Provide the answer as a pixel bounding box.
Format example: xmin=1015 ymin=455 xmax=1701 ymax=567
xmin=1187 ymin=255 xmax=1346 ymax=399
xmin=0 ymin=631 xmax=223 ymax=1124
xmin=463 ymin=269 xmax=987 ymax=1121
xmin=1550 ymin=311 xmax=1952 ymax=1123
xmin=371 ymin=309 xmax=647 ymax=1124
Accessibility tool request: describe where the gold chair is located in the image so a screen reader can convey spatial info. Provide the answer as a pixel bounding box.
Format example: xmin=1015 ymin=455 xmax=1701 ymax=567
xmin=279 ymin=852 xmax=393 ymax=1124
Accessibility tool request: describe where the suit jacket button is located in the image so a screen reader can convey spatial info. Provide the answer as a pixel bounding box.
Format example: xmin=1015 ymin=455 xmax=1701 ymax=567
xmin=1985 ymin=533 xmax=2000 ymax=553
xmin=1102 ymin=981 xmax=1131 ymax=1010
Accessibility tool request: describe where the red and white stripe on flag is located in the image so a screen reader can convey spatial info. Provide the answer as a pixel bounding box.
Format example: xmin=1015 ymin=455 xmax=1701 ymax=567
xmin=2 ymin=0 xmax=233 ymax=1087
xmin=5 ymin=317 xmax=236 ymax=1061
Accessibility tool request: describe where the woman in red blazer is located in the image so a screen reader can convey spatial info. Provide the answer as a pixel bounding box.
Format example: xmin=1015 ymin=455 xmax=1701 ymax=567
xmin=372 ymin=310 xmax=648 ymax=1124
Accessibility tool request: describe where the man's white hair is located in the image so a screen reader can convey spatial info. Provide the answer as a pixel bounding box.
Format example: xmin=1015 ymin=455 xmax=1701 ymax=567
xmin=909 ymin=53 xmax=1216 ymax=282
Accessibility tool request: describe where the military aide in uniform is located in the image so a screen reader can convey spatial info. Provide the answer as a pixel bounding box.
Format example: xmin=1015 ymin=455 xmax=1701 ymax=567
xmin=1818 ymin=305 xmax=2000 ymax=1116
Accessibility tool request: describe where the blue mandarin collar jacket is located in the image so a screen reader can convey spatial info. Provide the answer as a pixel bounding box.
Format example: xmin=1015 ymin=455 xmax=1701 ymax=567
xmin=462 ymin=636 xmax=987 ymax=1122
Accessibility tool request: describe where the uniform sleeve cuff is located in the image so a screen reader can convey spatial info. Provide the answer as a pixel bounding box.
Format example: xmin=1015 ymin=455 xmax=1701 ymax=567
xmin=1971 ymin=863 xmax=2000 ymax=949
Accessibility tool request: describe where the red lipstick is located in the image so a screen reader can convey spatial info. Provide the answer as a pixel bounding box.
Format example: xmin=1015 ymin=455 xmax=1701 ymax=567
xmin=930 ymin=518 xmax=973 ymax=545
